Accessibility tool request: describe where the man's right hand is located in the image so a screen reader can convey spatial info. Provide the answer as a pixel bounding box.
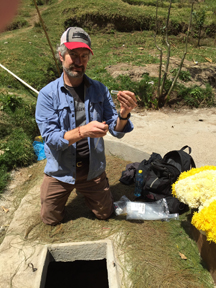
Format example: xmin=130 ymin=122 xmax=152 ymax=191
xmin=64 ymin=121 xmax=108 ymax=146
xmin=81 ymin=121 xmax=108 ymax=138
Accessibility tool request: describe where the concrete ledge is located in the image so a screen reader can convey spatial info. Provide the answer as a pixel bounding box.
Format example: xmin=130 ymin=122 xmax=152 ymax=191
xmin=38 ymin=240 xmax=120 ymax=288
xmin=104 ymin=137 xmax=150 ymax=162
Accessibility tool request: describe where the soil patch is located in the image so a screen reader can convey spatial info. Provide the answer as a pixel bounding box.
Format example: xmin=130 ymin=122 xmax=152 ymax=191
xmin=105 ymin=57 xmax=216 ymax=89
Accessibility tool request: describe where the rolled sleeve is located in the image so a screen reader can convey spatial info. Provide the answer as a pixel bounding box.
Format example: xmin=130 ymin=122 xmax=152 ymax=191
xmin=36 ymin=89 xmax=69 ymax=151
xmin=108 ymin=116 xmax=134 ymax=138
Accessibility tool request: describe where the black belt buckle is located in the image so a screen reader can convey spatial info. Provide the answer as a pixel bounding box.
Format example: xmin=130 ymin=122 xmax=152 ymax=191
xmin=76 ymin=161 xmax=82 ymax=167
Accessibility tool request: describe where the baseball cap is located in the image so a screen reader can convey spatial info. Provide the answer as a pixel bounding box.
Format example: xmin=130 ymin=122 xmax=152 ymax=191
xmin=60 ymin=27 xmax=93 ymax=55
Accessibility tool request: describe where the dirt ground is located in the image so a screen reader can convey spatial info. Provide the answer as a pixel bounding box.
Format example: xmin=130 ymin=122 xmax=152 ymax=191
xmin=106 ymin=57 xmax=216 ymax=90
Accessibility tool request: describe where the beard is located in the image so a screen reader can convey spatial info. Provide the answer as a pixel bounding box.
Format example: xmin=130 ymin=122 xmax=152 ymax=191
xmin=63 ymin=64 xmax=85 ymax=78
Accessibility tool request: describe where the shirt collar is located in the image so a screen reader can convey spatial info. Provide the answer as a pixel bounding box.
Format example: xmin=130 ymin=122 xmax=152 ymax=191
xmin=60 ymin=73 xmax=91 ymax=91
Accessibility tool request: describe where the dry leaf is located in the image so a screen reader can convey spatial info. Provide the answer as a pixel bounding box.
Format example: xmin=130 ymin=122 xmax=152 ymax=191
xmin=179 ymin=252 xmax=187 ymax=260
xmin=205 ymin=57 xmax=212 ymax=63
xmin=1 ymin=206 xmax=9 ymax=213
xmin=50 ymin=224 xmax=62 ymax=237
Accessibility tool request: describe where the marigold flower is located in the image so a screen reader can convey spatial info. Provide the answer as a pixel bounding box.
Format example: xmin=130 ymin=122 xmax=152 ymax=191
xmin=172 ymin=166 xmax=216 ymax=205
xmin=172 ymin=166 xmax=216 ymax=243
xmin=192 ymin=198 xmax=216 ymax=243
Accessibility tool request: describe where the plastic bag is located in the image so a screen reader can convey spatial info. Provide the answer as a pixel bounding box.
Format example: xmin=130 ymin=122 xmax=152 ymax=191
xmin=114 ymin=195 xmax=131 ymax=215
xmin=126 ymin=198 xmax=179 ymax=221
xmin=33 ymin=141 xmax=46 ymax=161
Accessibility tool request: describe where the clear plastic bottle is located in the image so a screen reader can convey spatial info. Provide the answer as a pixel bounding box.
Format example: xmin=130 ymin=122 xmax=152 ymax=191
xmin=134 ymin=170 xmax=144 ymax=197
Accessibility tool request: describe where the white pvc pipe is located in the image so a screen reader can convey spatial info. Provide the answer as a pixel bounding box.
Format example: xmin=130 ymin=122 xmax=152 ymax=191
xmin=0 ymin=63 xmax=39 ymax=94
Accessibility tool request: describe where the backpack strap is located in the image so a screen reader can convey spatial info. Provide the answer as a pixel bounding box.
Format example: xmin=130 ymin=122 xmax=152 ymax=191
xmin=180 ymin=145 xmax=196 ymax=168
xmin=181 ymin=145 xmax=191 ymax=154
xmin=163 ymin=146 xmax=196 ymax=173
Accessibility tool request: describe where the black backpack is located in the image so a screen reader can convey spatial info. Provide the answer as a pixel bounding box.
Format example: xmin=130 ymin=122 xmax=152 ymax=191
xmin=137 ymin=146 xmax=196 ymax=214
xmin=141 ymin=145 xmax=196 ymax=196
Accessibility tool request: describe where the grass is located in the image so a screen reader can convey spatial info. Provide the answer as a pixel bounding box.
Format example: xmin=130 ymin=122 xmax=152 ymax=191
xmin=0 ymin=94 xmax=39 ymax=192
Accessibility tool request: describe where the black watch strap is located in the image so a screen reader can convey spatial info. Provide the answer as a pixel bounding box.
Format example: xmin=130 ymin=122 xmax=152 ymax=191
xmin=118 ymin=111 xmax=131 ymax=120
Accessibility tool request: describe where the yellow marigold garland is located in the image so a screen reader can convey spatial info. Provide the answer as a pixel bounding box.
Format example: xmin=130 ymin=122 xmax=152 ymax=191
xmin=192 ymin=198 xmax=216 ymax=243
xmin=171 ymin=166 xmax=216 ymax=243
xmin=172 ymin=166 xmax=216 ymax=197
xmin=171 ymin=167 xmax=216 ymax=208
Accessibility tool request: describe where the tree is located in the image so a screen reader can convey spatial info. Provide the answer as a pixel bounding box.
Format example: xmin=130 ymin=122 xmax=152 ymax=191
xmin=192 ymin=8 xmax=206 ymax=46
xmin=154 ymin=0 xmax=194 ymax=109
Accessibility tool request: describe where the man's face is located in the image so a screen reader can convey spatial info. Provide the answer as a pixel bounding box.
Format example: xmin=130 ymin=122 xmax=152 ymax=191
xmin=60 ymin=48 xmax=90 ymax=78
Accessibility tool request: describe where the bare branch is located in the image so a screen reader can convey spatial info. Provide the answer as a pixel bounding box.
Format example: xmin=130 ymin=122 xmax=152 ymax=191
xmin=154 ymin=33 xmax=163 ymax=102
xmin=154 ymin=0 xmax=163 ymax=107
xmin=166 ymin=2 xmax=194 ymax=101
xmin=160 ymin=0 xmax=172 ymax=96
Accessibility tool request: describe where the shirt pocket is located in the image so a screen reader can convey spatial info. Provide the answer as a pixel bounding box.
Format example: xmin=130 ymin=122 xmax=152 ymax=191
xmin=89 ymin=101 xmax=103 ymax=122
xmin=57 ymin=102 xmax=70 ymax=130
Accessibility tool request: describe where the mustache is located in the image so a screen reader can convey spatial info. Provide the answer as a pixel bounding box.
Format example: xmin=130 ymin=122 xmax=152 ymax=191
xmin=69 ymin=64 xmax=84 ymax=70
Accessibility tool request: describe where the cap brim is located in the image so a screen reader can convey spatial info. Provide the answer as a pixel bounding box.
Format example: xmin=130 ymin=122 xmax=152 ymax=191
xmin=64 ymin=42 xmax=93 ymax=55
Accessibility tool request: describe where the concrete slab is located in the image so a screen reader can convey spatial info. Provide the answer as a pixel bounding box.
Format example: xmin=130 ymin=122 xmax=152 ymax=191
xmin=0 ymin=182 xmax=43 ymax=288
xmin=39 ymin=240 xmax=120 ymax=288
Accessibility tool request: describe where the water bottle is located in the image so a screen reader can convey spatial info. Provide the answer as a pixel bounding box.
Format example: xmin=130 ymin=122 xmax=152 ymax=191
xmin=134 ymin=170 xmax=144 ymax=197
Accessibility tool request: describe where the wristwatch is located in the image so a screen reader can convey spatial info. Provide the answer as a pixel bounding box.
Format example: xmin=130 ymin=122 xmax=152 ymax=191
xmin=118 ymin=111 xmax=131 ymax=120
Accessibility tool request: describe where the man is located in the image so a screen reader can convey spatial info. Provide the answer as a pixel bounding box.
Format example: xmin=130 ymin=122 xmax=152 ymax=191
xmin=36 ymin=27 xmax=137 ymax=225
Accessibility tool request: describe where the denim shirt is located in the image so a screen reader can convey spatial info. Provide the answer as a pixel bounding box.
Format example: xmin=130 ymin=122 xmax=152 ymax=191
xmin=35 ymin=73 xmax=134 ymax=184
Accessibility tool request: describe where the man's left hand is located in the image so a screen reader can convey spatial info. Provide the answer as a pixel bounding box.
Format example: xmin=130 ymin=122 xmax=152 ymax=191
xmin=117 ymin=91 xmax=137 ymax=117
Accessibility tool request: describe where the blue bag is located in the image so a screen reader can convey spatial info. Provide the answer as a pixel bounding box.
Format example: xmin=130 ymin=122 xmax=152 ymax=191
xmin=33 ymin=141 xmax=46 ymax=161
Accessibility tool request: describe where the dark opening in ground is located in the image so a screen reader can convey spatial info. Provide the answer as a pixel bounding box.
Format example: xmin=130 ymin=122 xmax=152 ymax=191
xmin=44 ymin=259 xmax=109 ymax=288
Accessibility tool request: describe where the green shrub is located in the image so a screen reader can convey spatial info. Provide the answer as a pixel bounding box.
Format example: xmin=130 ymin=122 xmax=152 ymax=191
xmin=178 ymin=84 xmax=215 ymax=108
xmin=0 ymin=128 xmax=37 ymax=171
xmin=0 ymin=94 xmax=39 ymax=139
xmin=171 ymin=68 xmax=191 ymax=82
xmin=0 ymin=123 xmax=12 ymax=139
xmin=136 ymin=75 xmax=157 ymax=108
xmin=121 ymin=0 xmax=170 ymax=8
xmin=0 ymin=94 xmax=39 ymax=193
xmin=6 ymin=18 xmax=28 ymax=31
xmin=0 ymin=94 xmax=22 ymax=112
xmin=0 ymin=165 xmax=10 ymax=194
xmin=113 ymin=74 xmax=157 ymax=108
xmin=10 ymin=102 xmax=39 ymax=139
xmin=31 ymin=0 xmax=56 ymax=5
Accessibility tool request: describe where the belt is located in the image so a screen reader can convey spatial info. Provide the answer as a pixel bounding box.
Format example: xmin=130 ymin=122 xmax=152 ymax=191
xmin=76 ymin=158 xmax=89 ymax=168
xmin=76 ymin=161 xmax=82 ymax=167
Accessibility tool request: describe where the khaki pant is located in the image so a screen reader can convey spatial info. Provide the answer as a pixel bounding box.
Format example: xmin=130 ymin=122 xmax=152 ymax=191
xmin=40 ymin=161 xmax=114 ymax=225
